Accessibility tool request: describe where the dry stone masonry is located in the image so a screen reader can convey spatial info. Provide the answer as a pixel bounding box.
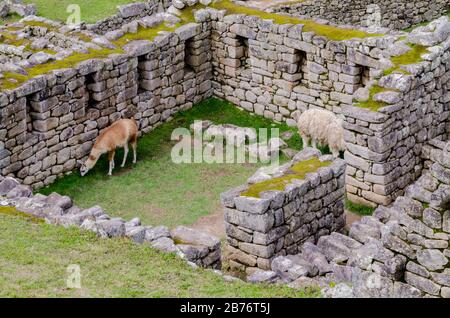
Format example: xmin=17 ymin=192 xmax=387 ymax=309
xmin=0 ymin=12 xmax=213 ymax=188
xmin=0 ymin=0 xmax=449 ymax=298
xmin=222 ymin=148 xmax=346 ymax=274
xmin=269 ymin=0 xmax=450 ymax=30
xmin=247 ymin=140 xmax=450 ymax=298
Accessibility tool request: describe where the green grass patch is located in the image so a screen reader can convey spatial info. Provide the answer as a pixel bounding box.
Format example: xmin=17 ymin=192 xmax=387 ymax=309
xmin=0 ymin=211 xmax=319 ymax=297
xmin=241 ymin=157 xmax=331 ymax=197
xmin=21 ymin=0 xmax=140 ymax=24
xmin=345 ymin=199 xmax=375 ymax=216
xmin=38 ymin=98 xmax=303 ymax=227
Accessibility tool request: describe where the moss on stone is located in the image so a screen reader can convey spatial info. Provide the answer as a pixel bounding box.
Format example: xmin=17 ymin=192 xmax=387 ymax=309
xmin=0 ymin=206 xmax=43 ymax=223
xmin=0 ymin=48 xmax=124 ymax=90
xmin=241 ymin=157 xmax=331 ymax=198
xmin=23 ymin=20 xmax=55 ymax=29
xmin=355 ymin=44 xmax=428 ymax=112
xmin=210 ymin=0 xmax=380 ymax=41
xmin=113 ymin=22 xmax=180 ymax=47
xmin=355 ymin=85 xmax=389 ymax=112
xmin=384 ymin=43 xmax=428 ymax=75
xmin=75 ymin=33 xmax=93 ymax=43
xmin=0 ymin=30 xmax=28 ymax=46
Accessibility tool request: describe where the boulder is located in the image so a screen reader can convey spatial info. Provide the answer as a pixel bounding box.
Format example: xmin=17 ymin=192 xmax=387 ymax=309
xmin=0 ymin=177 xmax=20 ymax=195
xmin=145 ymin=225 xmax=171 ymax=242
xmin=6 ymin=184 xmax=32 ymax=199
xmin=96 ymin=219 xmax=126 ymax=238
xmin=150 ymin=237 xmax=178 ymax=253
xmin=247 ymin=270 xmax=278 ymax=284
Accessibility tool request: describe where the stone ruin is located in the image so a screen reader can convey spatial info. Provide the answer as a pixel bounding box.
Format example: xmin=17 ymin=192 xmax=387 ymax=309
xmin=0 ymin=0 xmax=448 ymax=297
xmin=243 ymin=141 xmax=450 ymax=298
xmin=268 ymin=0 xmax=449 ymax=30
xmin=222 ymin=149 xmax=346 ymax=273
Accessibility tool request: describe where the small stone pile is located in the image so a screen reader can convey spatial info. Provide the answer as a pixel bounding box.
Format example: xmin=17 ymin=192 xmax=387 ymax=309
xmin=0 ymin=175 xmax=222 ymax=269
xmin=87 ymin=0 xmax=172 ymax=34
xmin=221 ymin=148 xmax=347 ymax=275
xmin=247 ymin=140 xmax=450 ymax=298
xmin=189 ymin=120 xmax=292 ymax=161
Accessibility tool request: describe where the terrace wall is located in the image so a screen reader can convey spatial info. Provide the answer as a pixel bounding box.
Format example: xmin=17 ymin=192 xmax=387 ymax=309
xmin=221 ymin=149 xmax=346 ymax=273
xmin=269 ymin=0 xmax=450 ymax=30
xmin=0 ymin=21 xmax=212 ymax=188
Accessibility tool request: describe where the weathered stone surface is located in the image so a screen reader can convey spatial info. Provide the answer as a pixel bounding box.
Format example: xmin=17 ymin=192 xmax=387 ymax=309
xmin=6 ymin=184 xmax=32 ymax=199
xmin=126 ymin=226 xmax=146 ymax=244
xmin=404 ymin=272 xmax=441 ymax=296
xmin=393 ymin=282 xmax=423 ymax=298
xmin=145 ymin=226 xmax=171 ymax=242
xmin=0 ymin=177 xmax=20 ymax=195
xmin=151 ymin=237 xmax=178 ymax=253
xmin=171 ymin=226 xmax=220 ymax=250
xmin=271 ymin=256 xmax=309 ymax=281
xmin=96 ymin=219 xmax=126 ymax=238
xmin=416 ymin=249 xmax=448 ymax=271
xmin=247 ymin=270 xmax=278 ymax=284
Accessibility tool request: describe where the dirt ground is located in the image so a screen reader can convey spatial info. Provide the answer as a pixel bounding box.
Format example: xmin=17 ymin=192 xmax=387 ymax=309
xmin=191 ymin=208 xmax=363 ymax=239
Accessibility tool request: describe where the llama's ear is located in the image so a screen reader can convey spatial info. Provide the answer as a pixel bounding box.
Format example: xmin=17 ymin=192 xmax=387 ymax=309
xmin=77 ymin=160 xmax=84 ymax=166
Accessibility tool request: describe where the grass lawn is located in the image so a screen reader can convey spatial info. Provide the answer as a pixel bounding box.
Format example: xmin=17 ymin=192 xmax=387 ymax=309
xmin=39 ymin=98 xmax=303 ymax=228
xmin=1 ymin=0 xmax=139 ymax=25
xmin=345 ymin=199 xmax=375 ymax=216
xmin=0 ymin=211 xmax=319 ymax=297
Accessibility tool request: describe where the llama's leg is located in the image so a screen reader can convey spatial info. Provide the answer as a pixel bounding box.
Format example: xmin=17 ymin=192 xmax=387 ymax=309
xmin=108 ymin=150 xmax=115 ymax=176
xmin=301 ymin=134 xmax=309 ymax=148
xmin=131 ymin=136 xmax=137 ymax=164
xmin=312 ymin=138 xmax=318 ymax=149
xmin=121 ymin=143 xmax=129 ymax=168
xmin=331 ymin=148 xmax=339 ymax=158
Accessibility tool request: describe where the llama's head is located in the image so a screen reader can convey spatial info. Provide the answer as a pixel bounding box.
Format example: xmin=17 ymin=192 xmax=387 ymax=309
xmin=78 ymin=156 xmax=97 ymax=177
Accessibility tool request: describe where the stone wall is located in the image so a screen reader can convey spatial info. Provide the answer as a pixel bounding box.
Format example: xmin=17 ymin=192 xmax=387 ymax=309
xmin=0 ymin=20 xmax=212 ymax=188
xmin=269 ymin=0 xmax=450 ymax=30
xmin=210 ymin=12 xmax=450 ymax=207
xmin=247 ymin=141 xmax=450 ymax=298
xmin=87 ymin=1 xmax=172 ymax=34
xmin=343 ymin=22 xmax=450 ymax=207
xmin=221 ymin=148 xmax=346 ymax=274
